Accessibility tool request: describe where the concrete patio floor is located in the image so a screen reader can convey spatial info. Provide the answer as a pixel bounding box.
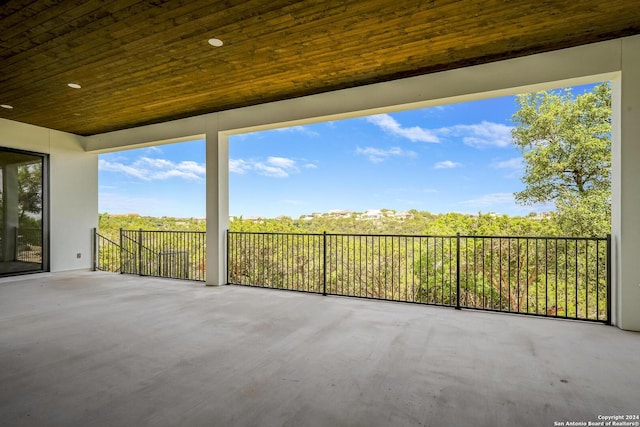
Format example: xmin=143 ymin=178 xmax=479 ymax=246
xmin=0 ymin=271 xmax=638 ymax=427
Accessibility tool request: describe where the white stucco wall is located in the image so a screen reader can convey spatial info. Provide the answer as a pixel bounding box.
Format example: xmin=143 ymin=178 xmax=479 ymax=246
xmin=611 ymin=36 xmax=640 ymax=330
xmin=0 ymin=118 xmax=97 ymax=272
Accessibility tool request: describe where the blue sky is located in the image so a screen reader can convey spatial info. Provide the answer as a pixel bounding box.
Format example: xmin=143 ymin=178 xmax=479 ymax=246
xmin=98 ymin=84 xmax=596 ymax=218
xmin=99 ymin=142 xmax=206 ymax=218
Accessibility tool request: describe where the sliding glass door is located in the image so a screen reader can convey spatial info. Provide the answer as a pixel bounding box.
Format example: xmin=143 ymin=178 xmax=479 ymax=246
xmin=0 ymin=147 xmax=48 ymax=276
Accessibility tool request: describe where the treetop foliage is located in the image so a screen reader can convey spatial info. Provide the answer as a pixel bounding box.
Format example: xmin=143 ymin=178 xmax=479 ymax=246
xmin=512 ymin=83 xmax=610 ymax=203
xmin=512 ymin=83 xmax=611 ymax=236
xmin=99 ymin=210 xmax=561 ymax=240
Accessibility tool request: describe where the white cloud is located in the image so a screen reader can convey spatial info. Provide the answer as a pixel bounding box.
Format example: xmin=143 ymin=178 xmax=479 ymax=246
xmin=365 ymin=114 xmax=440 ymax=143
xmin=229 ymin=159 xmax=251 ymax=174
xmin=492 ymin=157 xmax=523 ymax=170
xmin=434 ymin=160 xmax=462 ymax=169
xmin=438 ymin=121 xmax=513 ymax=148
xmin=364 ymin=114 xmax=512 ymax=148
xmin=459 ymin=192 xmax=515 ymax=208
xmin=491 ymin=157 xmax=524 ymax=178
xmin=303 ymin=163 xmax=318 ymax=169
xmin=254 ymin=163 xmax=289 ymax=178
xmin=153 ymin=169 xmax=199 ymax=180
xmin=138 ymin=157 xmax=173 ymax=169
xmin=143 ymin=146 xmax=163 ymax=154
xmin=99 ymin=159 xmax=150 ymax=181
xmin=228 ymin=156 xmax=302 ymax=178
xmin=99 ymin=156 xmax=206 ymax=182
xmin=429 ymin=105 xmax=449 ymax=112
xmin=267 ymin=156 xmax=297 ymax=170
xmin=177 ymin=160 xmax=206 ymax=175
xmin=355 ymin=146 xmax=417 ymax=163
xmin=272 ymin=125 xmax=319 ymax=136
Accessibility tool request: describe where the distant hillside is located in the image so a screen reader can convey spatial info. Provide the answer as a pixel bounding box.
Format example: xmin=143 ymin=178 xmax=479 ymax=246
xmin=99 ymin=209 xmax=560 ymax=238
xmin=98 ymin=213 xmax=205 ymax=240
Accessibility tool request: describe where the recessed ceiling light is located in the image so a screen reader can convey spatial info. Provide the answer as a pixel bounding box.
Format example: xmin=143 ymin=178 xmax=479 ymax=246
xmin=208 ymin=38 xmax=223 ymax=47
xmin=68 ymin=83 xmax=82 ymax=89
xmin=1 ymin=104 xmax=13 ymax=109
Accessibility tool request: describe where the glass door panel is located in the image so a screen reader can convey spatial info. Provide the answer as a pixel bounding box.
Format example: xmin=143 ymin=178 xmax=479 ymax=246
xmin=0 ymin=148 xmax=48 ymax=275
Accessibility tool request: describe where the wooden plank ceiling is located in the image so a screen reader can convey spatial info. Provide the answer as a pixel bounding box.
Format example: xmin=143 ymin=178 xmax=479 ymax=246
xmin=1 ymin=0 xmax=640 ymax=136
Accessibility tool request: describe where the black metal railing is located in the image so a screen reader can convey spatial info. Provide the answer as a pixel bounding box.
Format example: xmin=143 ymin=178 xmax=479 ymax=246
xmin=94 ymin=232 xmax=128 ymax=273
xmin=15 ymin=227 xmax=42 ymax=263
xmin=93 ymin=229 xmax=206 ymax=281
xmin=227 ymin=231 xmax=611 ymax=323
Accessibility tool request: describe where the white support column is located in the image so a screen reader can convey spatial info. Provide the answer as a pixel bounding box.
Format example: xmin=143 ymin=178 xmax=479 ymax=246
xmin=205 ymin=115 xmax=229 ymax=286
xmin=611 ymin=36 xmax=640 ymax=331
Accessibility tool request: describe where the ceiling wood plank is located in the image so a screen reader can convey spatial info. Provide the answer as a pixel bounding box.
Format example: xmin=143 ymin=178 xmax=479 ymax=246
xmin=1 ymin=0 xmax=639 ymax=135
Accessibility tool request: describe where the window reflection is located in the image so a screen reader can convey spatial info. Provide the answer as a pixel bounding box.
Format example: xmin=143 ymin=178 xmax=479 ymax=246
xmin=0 ymin=148 xmax=47 ymax=275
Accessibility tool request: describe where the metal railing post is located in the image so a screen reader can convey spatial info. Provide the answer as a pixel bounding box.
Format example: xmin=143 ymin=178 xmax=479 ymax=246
xmin=323 ymin=231 xmax=327 ymax=296
xmin=92 ymin=227 xmax=97 ymax=271
xmin=226 ymin=230 xmax=230 ymax=285
xmin=119 ymin=228 xmax=123 ymax=274
xmin=138 ymin=228 xmax=143 ymax=276
xmin=13 ymin=226 xmax=18 ymax=261
xmin=456 ymin=233 xmax=461 ymax=310
xmin=606 ymin=233 xmax=612 ymax=325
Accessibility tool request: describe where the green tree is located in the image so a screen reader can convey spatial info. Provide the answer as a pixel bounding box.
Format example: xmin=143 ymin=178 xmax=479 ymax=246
xmin=18 ymin=162 xmax=43 ymax=223
xmin=511 ymin=83 xmax=611 ymax=236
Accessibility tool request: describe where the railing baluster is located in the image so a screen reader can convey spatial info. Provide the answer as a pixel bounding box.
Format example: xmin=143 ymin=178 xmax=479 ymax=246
xmin=585 ymin=239 xmax=589 ymax=320
xmin=322 ymin=232 xmax=327 ymax=296
xmin=564 ymin=239 xmax=568 ymax=318
xmin=499 ymin=238 xmax=503 ymax=311
xmin=456 ymin=233 xmax=460 ymax=310
xmin=534 ymin=238 xmax=538 ymax=314
xmin=481 ymin=238 xmax=485 ymax=309
xmin=574 ymin=239 xmax=578 ymax=319
xmin=508 ymin=238 xmax=512 ymax=313
xmin=525 ymin=238 xmax=529 ymax=313
xmin=606 ymin=234 xmax=612 ymax=325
